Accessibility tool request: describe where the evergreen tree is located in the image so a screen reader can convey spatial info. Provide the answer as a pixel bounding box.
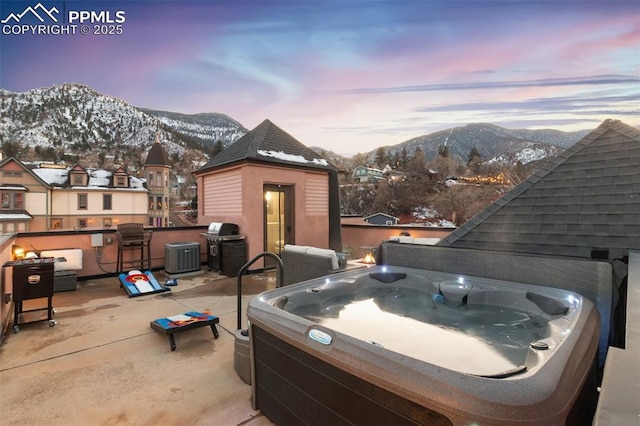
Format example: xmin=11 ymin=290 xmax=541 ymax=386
xmin=437 ymin=144 xmax=449 ymax=158
xmin=406 ymin=147 xmax=425 ymax=174
xmin=374 ymin=147 xmax=387 ymax=168
xmin=467 ymin=147 xmax=483 ymax=173
xmin=399 ymin=147 xmax=409 ymax=169
xmin=211 ymin=140 xmax=224 ymax=157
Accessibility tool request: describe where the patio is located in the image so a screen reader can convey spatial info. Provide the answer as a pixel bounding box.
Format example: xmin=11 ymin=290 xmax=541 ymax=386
xmin=0 ymin=270 xmax=277 ymax=426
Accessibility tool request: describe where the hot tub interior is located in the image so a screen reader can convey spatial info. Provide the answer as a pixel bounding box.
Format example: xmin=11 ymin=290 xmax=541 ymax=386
xmin=274 ymin=267 xmax=578 ymax=377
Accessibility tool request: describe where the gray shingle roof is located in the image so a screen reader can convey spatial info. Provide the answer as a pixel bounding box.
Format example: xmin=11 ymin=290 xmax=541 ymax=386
xmin=438 ymin=119 xmax=640 ymax=259
xmin=197 ymin=119 xmax=335 ymax=172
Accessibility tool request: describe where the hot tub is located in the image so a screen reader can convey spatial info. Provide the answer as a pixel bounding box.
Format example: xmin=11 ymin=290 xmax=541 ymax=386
xmin=247 ymin=265 xmax=599 ymax=425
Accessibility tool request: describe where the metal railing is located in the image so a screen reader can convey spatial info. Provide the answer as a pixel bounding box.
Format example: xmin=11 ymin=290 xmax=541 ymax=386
xmin=236 ymin=252 xmax=284 ymax=330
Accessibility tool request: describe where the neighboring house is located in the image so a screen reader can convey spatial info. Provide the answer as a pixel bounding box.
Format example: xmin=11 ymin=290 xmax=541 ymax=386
xmin=194 ymin=119 xmax=342 ymax=260
xmin=363 ymin=213 xmax=399 ymax=225
xmin=384 ymin=169 xmax=406 ymax=182
xmin=438 ymin=119 xmax=640 ymax=260
xmin=144 ymin=134 xmax=172 ymax=228
xmin=0 ymin=158 xmax=48 ymax=233
xmin=0 ymin=157 xmax=148 ymax=232
xmin=352 ymin=165 xmax=384 ymax=183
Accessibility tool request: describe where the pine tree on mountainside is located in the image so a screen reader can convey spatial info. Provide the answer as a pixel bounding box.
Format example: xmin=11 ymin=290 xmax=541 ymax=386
xmin=467 ymin=146 xmax=483 ymax=174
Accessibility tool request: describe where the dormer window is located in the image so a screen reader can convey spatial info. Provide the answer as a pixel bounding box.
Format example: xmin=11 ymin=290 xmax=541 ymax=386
xmin=70 ymin=170 xmax=88 ymax=186
xmin=115 ymin=175 xmax=127 ymax=187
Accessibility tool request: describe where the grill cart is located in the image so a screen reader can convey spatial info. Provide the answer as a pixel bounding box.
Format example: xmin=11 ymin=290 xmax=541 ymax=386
xmin=4 ymin=257 xmax=58 ymax=333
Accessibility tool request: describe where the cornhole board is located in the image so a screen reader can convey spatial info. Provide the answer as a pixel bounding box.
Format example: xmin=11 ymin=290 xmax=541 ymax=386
xmin=119 ymin=271 xmax=170 ymax=297
xmin=150 ymin=311 xmax=219 ymax=351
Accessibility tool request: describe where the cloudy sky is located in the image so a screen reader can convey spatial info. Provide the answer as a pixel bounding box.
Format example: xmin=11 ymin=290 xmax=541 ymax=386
xmin=1 ymin=0 xmax=638 ymax=155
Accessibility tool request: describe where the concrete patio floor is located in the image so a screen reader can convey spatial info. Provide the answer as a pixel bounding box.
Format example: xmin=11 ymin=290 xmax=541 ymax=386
xmin=0 ymin=270 xmax=277 ymax=426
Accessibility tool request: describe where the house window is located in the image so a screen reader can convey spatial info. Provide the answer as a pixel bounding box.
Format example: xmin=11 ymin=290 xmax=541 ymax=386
xmin=77 ymin=218 xmax=88 ymax=228
xmin=156 ymin=196 xmax=162 ymax=210
xmin=156 ymin=173 xmax=162 ymax=186
xmin=2 ymin=171 xmax=23 ymax=178
xmin=115 ymin=176 xmax=127 ymax=187
xmin=149 ymin=196 xmax=154 ymax=210
xmin=103 ymin=194 xmax=112 ymax=210
xmin=78 ymin=193 xmax=88 ymax=210
xmin=73 ymin=174 xmax=84 ymax=185
xmin=1 ymin=191 xmax=24 ymax=209
xmin=1 ymin=222 xmax=26 ymax=233
xmin=50 ymin=218 xmax=63 ymax=230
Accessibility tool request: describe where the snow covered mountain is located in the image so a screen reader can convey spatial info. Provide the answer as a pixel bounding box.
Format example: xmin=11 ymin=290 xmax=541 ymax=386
xmin=1 ymin=83 xmax=589 ymax=170
xmin=0 ymin=83 xmax=246 ymax=168
xmin=383 ymin=123 xmax=588 ymax=165
xmin=139 ymin=108 xmax=248 ymax=151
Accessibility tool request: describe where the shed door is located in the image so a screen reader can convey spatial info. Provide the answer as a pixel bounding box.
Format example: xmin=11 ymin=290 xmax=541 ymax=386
xmin=264 ymin=184 xmax=294 ymax=256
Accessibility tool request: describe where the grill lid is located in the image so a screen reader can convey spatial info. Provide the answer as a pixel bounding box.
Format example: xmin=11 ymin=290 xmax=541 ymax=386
xmin=206 ymin=222 xmax=239 ymax=236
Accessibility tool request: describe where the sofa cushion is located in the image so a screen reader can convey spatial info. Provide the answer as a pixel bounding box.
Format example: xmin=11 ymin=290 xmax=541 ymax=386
xmin=283 ymin=244 xmax=310 ymax=254
xmin=305 ymin=247 xmax=339 ymax=270
xmin=40 ymin=249 xmax=83 ymax=271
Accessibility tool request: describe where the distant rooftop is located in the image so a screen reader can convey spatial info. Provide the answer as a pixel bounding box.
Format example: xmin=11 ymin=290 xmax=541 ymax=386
xmin=144 ymin=135 xmax=172 ymax=167
xmin=32 ymin=167 xmax=145 ymax=190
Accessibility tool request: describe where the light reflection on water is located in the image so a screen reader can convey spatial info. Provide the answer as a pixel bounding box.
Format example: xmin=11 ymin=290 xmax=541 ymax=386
xmin=290 ymin=289 xmax=549 ymax=376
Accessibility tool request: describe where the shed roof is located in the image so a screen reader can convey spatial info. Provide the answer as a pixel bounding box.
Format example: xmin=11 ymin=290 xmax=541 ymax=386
xmin=197 ymin=119 xmax=335 ymax=173
xmin=438 ymin=119 xmax=640 ymax=259
xmin=364 ymin=213 xmax=399 ymax=221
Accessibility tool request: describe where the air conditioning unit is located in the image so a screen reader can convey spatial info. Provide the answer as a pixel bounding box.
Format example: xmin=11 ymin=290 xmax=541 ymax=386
xmin=165 ymin=242 xmax=201 ymax=274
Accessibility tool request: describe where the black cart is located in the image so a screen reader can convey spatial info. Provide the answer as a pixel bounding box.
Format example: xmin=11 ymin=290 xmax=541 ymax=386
xmin=5 ymin=257 xmax=57 ymax=333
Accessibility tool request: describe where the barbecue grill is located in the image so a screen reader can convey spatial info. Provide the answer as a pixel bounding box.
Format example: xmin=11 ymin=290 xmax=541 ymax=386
xmin=4 ymin=257 xmax=58 ymax=332
xmin=201 ymin=222 xmax=246 ymax=276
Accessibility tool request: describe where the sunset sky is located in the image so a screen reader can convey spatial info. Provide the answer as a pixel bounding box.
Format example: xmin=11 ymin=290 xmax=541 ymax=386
xmin=1 ymin=0 xmax=638 ymax=155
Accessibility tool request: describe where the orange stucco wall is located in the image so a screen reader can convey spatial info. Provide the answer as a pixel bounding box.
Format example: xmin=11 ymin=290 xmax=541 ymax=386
xmin=13 ymin=227 xmax=208 ymax=278
xmin=340 ymin=224 xmax=454 ymax=258
xmin=1 ymin=235 xmax=16 ymax=341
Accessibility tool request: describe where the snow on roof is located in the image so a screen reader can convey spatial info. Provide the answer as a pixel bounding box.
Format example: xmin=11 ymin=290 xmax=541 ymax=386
xmin=129 ymin=177 xmax=145 ymax=189
xmin=257 ymin=150 xmax=329 ymax=167
xmin=89 ymin=169 xmax=111 ymax=187
xmin=32 ymin=167 xmax=145 ymax=190
xmin=0 ymin=185 xmax=28 ymax=191
xmin=0 ymin=213 xmax=32 ymax=220
xmin=32 ymin=167 xmax=68 ymax=185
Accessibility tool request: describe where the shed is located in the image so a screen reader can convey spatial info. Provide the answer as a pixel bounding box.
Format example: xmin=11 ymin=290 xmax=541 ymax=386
xmin=363 ymin=213 xmax=399 ymax=225
xmin=194 ymin=119 xmax=341 ymax=261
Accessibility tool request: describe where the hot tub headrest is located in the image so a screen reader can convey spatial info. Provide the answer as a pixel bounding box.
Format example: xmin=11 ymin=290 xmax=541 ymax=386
xmin=526 ymin=292 xmax=569 ymax=316
xmin=369 ymin=272 xmax=407 ymax=283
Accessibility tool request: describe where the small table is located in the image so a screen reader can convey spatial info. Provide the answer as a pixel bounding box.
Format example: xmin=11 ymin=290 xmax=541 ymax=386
xmin=150 ymin=311 xmax=219 ymax=351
